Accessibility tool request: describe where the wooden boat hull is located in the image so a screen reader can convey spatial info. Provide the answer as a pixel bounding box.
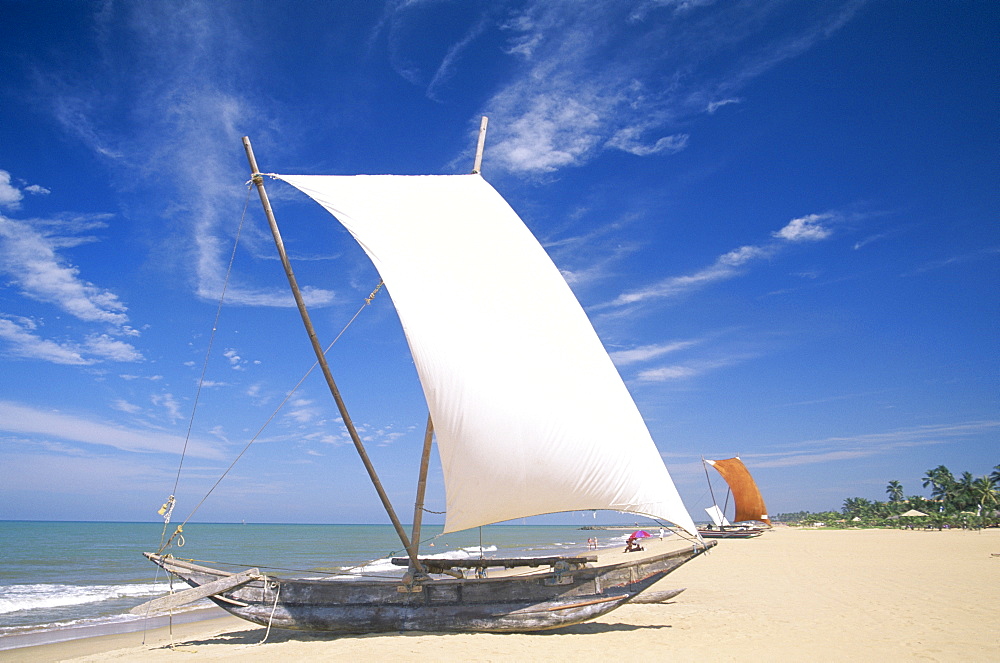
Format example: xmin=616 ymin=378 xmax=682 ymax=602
xmin=697 ymin=528 xmax=763 ymax=539
xmin=144 ymin=541 xmax=714 ymax=633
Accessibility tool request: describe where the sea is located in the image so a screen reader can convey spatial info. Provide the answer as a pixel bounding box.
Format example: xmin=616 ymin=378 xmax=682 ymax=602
xmin=0 ymin=520 xmax=641 ymax=650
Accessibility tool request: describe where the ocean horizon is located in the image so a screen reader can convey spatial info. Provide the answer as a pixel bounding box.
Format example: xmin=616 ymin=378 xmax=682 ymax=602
xmin=0 ymin=519 xmax=673 ymax=649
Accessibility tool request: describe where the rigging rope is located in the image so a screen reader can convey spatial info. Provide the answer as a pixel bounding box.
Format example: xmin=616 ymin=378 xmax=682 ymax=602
xmin=257 ymin=578 xmax=280 ymax=645
xmin=158 ymin=279 xmax=386 ymax=552
xmin=159 ymin=184 xmax=253 ymax=549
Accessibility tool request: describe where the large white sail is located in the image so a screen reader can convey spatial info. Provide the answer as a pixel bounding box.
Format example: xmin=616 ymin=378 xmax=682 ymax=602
xmin=275 ymin=173 xmax=698 ymax=537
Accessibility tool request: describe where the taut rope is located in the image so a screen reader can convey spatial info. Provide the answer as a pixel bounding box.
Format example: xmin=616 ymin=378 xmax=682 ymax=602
xmin=158 ymin=279 xmax=385 ymax=552
xmin=159 ymin=183 xmax=253 ymax=549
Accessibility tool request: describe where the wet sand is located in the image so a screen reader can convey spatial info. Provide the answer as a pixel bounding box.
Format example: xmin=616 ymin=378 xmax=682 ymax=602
xmin=5 ymin=527 xmax=999 ymax=662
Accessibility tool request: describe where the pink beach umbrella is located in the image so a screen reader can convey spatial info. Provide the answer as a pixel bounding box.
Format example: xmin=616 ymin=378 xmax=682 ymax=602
xmin=629 ymin=530 xmax=652 ymax=539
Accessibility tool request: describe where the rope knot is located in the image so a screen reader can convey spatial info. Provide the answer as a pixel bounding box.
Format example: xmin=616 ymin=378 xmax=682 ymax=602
xmin=158 ymin=495 xmax=176 ymax=523
xmin=366 ymin=281 xmax=384 ymax=304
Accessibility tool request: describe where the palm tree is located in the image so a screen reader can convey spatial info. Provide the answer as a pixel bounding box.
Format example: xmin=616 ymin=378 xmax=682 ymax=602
xmin=990 ymin=464 xmax=1000 ymax=487
xmin=886 ymin=480 xmax=904 ymax=503
xmin=842 ymin=497 xmax=874 ymax=520
xmin=971 ymin=476 xmax=999 ymax=516
xmin=922 ymin=465 xmax=955 ymax=506
xmin=954 ymin=471 xmax=976 ymax=511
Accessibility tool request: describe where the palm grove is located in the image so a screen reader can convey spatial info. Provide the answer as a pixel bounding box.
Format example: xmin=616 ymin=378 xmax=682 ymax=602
xmin=776 ymin=464 xmax=1000 ymax=528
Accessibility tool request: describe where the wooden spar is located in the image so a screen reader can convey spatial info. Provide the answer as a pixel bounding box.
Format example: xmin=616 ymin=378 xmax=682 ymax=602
xmin=702 ymin=456 xmax=721 ymax=522
xmin=471 ymin=116 xmax=488 ymax=174
xmin=130 ymin=568 xmax=261 ymax=614
xmin=408 ymin=415 xmax=434 ymax=573
xmin=390 ymin=555 xmax=597 ymax=569
xmin=241 ymin=136 xmax=423 ymax=575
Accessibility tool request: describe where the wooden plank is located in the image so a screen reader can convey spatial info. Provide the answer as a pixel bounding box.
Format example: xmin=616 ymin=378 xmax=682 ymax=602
xmin=390 ymin=555 xmax=597 ymax=569
xmin=129 ymin=568 xmax=260 ymax=615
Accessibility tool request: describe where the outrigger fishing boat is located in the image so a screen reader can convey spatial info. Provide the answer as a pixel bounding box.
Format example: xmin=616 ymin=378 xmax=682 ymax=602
xmin=698 ymin=456 xmax=771 ymax=539
xmin=140 ymin=119 xmax=713 ymax=633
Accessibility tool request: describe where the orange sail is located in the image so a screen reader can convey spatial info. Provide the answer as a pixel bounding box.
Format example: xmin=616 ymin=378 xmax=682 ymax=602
xmin=705 ymin=457 xmax=770 ymax=525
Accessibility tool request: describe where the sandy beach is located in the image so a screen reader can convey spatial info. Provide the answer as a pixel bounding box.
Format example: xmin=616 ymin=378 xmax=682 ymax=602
xmin=5 ymin=527 xmax=998 ymax=662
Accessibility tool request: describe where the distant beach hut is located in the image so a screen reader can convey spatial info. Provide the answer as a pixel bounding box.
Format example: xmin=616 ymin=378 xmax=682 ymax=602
xmin=899 ymin=509 xmax=928 ymax=517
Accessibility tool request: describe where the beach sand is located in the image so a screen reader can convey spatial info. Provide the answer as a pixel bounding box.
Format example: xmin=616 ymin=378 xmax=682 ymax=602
xmin=6 ymin=527 xmax=998 ymax=662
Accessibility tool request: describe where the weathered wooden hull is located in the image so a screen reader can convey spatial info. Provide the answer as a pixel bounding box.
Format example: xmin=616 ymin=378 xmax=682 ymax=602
xmin=144 ymin=541 xmax=713 ymax=633
xmin=697 ymin=527 xmax=763 ymax=539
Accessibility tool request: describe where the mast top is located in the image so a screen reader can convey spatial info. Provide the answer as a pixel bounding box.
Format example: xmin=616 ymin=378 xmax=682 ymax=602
xmin=472 ymin=117 xmax=489 ymax=174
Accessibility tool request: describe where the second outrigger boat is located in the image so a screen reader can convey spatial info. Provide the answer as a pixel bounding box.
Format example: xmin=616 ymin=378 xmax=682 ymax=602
xmin=699 ymin=456 xmax=771 ymax=538
xmin=140 ymin=119 xmax=714 ymax=633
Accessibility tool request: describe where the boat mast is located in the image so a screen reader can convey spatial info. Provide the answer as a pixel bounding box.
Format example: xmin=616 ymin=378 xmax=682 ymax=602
xmin=703 ymin=456 xmax=722 ymax=527
xmin=471 ymin=116 xmax=488 ymax=174
xmin=242 ymin=136 xmax=424 ymax=574
xmin=408 ymin=416 xmax=434 ymax=569
xmin=408 ymin=117 xmax=489 ymax=571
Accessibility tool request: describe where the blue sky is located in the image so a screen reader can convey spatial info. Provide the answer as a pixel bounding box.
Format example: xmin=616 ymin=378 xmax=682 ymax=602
xmin=0 ymin=0 xmax=996 ymax=526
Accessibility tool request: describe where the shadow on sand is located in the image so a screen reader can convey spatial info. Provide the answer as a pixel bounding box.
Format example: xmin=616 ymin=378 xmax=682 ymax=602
xmin=154 ymin=618 xmax=674 ymax=650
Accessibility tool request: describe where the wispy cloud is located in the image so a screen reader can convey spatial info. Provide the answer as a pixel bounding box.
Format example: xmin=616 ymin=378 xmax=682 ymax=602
xmin=634 ymin=352 xmax=751 ymax=383
xmin=600 ymin=212 xmax=837 ymax=309
xmin=753 ymin=421 xmax=1000 ymax=469
xmin=0 ymin=211 xmax=143 ymax=364
xmin=0 ymin=316 xmax=92 ymax=365
xmin=905 ymin=246 xmax=1000 ymax=276
xmin=426 ymin=16 xmax=491 ymax=102
xmin=772 ymin=213 xmax=834 ymax=242
xmin=0 ymin=400 xmax=225 ymax=459
xmin=480 ymin=0 xmax=863 ymax=173
xmin=33 ymin=4 xmax=334 ymax=310
xmin=610 ymin=339 xmax=701 ymax=366
xmin=706 ymin=97 xmax=741 ymax=114
xmin=0 ymin=215 xmax=132 ymax=326
xmin=0 ymin=170 xmax=50 ymax=210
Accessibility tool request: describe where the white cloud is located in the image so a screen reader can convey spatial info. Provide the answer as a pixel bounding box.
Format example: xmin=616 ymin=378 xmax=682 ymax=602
xmin=752 ymin=421 xmax=1000 ymax=469
xmin=607 ymin=128 xmax=689 ymax=157
xmin=36 ymin=3 xmax=335 ymax=311
xmin=907 ymin=246 xmax=1000 ymax=275
xmin=480 ymin=1 xmax=861 ymax=174
xmin=719 ymin=245 xmax=771 ymax=266
xmin=83 ymin=334 xmax=144 ymax=362
xmin=0 ymin=171 xmax=46 ymax=210
xmin=610 ymin=339 xmax=700 ymax=366
xmin=0 ymin=317 xmax=90 ymax=365
xmin=224 ymin=348 xmax=246 ymax=370
xmin=426 ymin=16 xmax=490 ymax=101
xmin=0 ymin=171 xmax=24 ymax=209
xmin=634 ymin=354 xmax=748 ymax=382
xmin=706 ymin=97 xmax=741 ymax=113
xmin=111 ymin=398 xmax=143 ymax=414
xmin=637 ymin=365 xmax=697 ymax=381
xmin=773 ymin=213 xmax=834 ymax=242
xmin=287 ymin=398 xmax=319 ymax=424
xmin=488 ymin=89 xmax=606 ymax=172
xmin=604 ymin=251 xmax=755 ymax=307
xmin=603 ymin=212 xmax=834 ymax=309
xmin=0 ymin=216 xmax=130 ymax=326
xmin=0 ymin=400 xmax=224 ymax=459
xmin=150 ymin=393 xmax=183 ymax=423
